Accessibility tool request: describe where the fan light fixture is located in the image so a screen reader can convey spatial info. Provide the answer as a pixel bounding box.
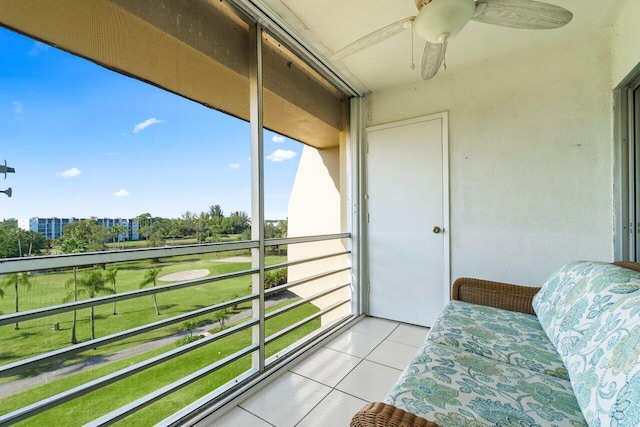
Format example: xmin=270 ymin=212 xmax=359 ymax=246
xmin=332 ymin=0 xmax=573 ymax=80
xmin=414 ymin=0 xmax=476 ymax=43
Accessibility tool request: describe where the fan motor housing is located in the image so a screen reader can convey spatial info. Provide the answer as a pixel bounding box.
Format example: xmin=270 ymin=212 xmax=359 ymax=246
xmin=414 ymin=0 xmax=475 ymax=43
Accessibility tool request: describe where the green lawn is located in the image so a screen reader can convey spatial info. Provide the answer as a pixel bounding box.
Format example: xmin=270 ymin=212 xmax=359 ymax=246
xmin=104 ymin=235 xmax=245 ymax=250
xmin=0 ymin=300 xmax=320 ymax=426
xmin=0 ymin=252 xmax=320 ymax=425
xmin=0 ymin=253 xmax=284 ymax=372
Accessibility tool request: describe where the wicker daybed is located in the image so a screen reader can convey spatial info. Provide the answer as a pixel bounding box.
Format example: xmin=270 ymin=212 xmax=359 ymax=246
xmin=351 ymin=261 xmax=640 ymax=427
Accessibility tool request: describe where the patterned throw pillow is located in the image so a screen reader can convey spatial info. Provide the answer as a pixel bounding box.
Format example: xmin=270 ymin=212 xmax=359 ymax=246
xmin=533 ymin=261 xmax=640 ymax=425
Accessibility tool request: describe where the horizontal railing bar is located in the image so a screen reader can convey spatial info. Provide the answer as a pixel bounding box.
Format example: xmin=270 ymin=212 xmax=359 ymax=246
xmin=265 ymin=299 xmax=350 ymax=345
xmin=106 ymin=311 xmax=353 ymax=427
xmin=264 ymin=250 xmax=351 ymax=272
xmin=0 ymin=268 xmax=258 ymax=326
xmin=264 ymin=232 xmax=350 ymax=247
xmin=0 ymin=248 xmax=350 ymax=327
xmin=0 ymin=293 xmax=257 ymax=377
xmin=87 ymin=345 xmax=259 ymax=426
xmin=0 ymin=240 xmax=259 ymax=275
xmin=264 ymin=267 xmax=350 ymax=298
xmin=159 ymin=368 xmax=261 ymax=427
xmin=161 ymin=315 xmax=357 ymax=427
xmin=265 ymin=283 xmax=350 ymax=320
xmin=263 ymin=314 xmax=355 ymax=374
xmin=0 ymin=318 xmax=259 ymax=425
xmin=0 ymin=267 xmax=351 ymax=376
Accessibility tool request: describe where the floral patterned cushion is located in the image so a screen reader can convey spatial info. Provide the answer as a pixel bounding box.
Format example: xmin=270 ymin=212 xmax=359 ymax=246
xmin=384 ymin=342 xmax=586 ymax=427
xmin=533 ymin=261 xmax=640 ymax=425
xmin=427 ymin=300 xmax=569 ymax=380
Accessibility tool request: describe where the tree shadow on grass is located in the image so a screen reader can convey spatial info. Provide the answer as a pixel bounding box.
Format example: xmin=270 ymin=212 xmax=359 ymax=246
xmin=0 ymin=352 xmax=16 ymax=363
xmin=12 ymin=359 xmax=67 ymax=379
xmin=119 ymin=303 xmax=179 ymax=316
xmin=266 ymin=290 xmax=298 ymax=302
xmin=158 ymin=303 xmax=178 ymax=312
xmin=10 ymin=344 xmax=129 ymax=380
xmin=13 ymin=331 xmax=39 ymax=340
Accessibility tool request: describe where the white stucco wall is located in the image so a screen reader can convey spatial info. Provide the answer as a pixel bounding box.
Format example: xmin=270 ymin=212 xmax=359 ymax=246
xmin=611 ymin=0 xmax=640 ymax=87
xmin=367 ymin=31 xmax=615 ymax=286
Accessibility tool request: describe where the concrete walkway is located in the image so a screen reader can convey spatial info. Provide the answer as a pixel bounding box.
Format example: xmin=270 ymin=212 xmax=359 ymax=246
xmin=0 ymin=292 xmax=295 ymax=398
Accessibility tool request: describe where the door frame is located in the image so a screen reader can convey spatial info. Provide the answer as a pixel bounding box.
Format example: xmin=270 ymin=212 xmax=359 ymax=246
xmin=615 ymin=62 xmax=640 ymax=261
xmin=364 ymin=112 xmax=451 ymax=313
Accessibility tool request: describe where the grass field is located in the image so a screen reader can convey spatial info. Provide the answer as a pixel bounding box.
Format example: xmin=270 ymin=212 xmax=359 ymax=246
xmin=0 ymin=250 xmax=320 ymax=425
xmin=1 ymin=300 xmax=319 ymax=426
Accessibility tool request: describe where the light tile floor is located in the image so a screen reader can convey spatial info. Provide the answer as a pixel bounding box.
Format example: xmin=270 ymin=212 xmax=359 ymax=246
xmin=206 ymin=317 xmax=429 ymax=426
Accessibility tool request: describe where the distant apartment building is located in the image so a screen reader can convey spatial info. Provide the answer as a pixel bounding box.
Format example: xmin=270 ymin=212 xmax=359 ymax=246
xmin=18 ymin=217 xmax=140 ymax=241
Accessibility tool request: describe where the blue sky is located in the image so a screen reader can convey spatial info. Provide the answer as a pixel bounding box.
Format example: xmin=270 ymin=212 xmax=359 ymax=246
xmin=0 ymin=27 xmax=300 ymax=221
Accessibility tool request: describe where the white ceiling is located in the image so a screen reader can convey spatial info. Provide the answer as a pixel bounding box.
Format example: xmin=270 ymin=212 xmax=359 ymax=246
xmin=260 ymin=0 xmax=627 ymax=93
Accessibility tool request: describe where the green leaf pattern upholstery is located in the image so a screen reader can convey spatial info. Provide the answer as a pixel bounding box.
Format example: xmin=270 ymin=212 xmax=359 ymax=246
xmin=384 ymin=341 xmax=586 ymax=426
xmin=382 ymin=262 xmax=640 ymax=426
xmin=532 ymin=261 xmax=640 ymax=426
xmin=427 ymin=300 xmax=569 ymax=380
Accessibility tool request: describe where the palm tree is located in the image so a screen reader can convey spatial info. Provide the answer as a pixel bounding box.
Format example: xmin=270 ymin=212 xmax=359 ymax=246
xmin=182 ymin=320 xmax=197 ymax=338
xmin=65 ymin=270 xmax=114 ymax=340
xmin=0 ymin=272 xmax=32 ymax=329
xmin=104 ymin=267 xmax=119 ymax=315
xmin=213 ymin=308 xmax=230 ymax=330
xmin=109 ymin=223 xmax=128 ymax=250
xmin=140 ymin=268 xmax=162 ymax=315
xmin=65 ymin=269 xmax=80 ymax=344
xmin=59 ymin=237 xmax=87 ymax=344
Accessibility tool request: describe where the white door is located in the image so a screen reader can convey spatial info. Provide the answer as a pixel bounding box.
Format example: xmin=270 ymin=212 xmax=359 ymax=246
xmin=366 ymin=113 xmax=449 ymax=327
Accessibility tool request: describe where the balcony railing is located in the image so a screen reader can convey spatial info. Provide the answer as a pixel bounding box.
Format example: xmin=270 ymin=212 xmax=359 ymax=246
xmin=0 ymin=233 xmax=353 ymax=425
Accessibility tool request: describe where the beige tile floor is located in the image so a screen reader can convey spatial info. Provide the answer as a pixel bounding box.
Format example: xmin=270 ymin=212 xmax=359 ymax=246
xmin=204 ymin=317 xmax=429 ymax=426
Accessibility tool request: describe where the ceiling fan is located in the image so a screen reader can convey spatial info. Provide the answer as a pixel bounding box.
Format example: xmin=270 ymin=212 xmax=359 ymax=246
xmin=331 ymin=0 xmax=573 ymax=80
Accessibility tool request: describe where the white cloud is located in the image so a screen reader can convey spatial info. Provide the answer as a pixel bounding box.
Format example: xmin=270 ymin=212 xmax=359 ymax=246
xmin=267 ymin=149 xmax=297 ymax=162
xmin=229 ymin=163 xmax=240 ymax=170
xmin=133 ymin=118 xmax=163 ymax=133
xmin=272 ymin=135 xmax=286 ymax=143
xmin=13 ymin=102 xmax=23 ymax=114
xmin=113 ymin=189 xmax=130 ymax=197
xmin=28 ymin=42 xmax=49 ymax=57
xmin=58 ymin=167 xmax=81 ymax=178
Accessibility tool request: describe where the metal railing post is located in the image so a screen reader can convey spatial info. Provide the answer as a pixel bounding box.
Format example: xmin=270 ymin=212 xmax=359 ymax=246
xmin=249 ymin=22 xmax=265 ymax=372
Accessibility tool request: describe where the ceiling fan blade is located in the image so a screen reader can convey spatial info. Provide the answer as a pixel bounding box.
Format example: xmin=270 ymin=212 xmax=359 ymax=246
xmin=421 ymin=41 xmax=447 ymax=80
xmin=472 ymin=0 xmax=573 ymax=29
xmin=332 ymin=17 xmax=415 ymax=60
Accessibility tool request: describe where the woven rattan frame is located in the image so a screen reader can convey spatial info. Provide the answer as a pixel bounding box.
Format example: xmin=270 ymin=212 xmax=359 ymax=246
xmin=452 ymin=277 xmax=540 ymax=315
xmin=613 ymin=261 xmax=640 ymax=273
xmin=350 ymin=402 xmax=439 ymax=427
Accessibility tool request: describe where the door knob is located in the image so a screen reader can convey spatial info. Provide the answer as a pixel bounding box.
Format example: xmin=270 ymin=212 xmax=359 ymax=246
xmin=433 ymin=226 xmax=442 ymax=234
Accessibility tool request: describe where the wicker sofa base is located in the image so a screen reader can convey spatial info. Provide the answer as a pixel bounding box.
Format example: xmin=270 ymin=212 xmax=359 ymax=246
xmin=350 ymin=402 xmax=439 ymax=427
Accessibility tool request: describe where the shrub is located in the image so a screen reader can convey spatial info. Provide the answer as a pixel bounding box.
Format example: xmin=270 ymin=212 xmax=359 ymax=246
xmin=264 ymin=268 xmax=287 ymax=291
xmin=177 ymin=334 xmax=204 ymax=346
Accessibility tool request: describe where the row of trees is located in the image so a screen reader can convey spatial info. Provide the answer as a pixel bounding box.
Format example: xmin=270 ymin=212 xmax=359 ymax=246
xmin=50 ymin=205 xmax=266 ymax=251
xmin=0 ymin=263 xmax=165 ymax=344
xmin=62 ymin=266 xmax=162 ymax=343
xmin=1 ymin=205 xmax=287 ymax=259
xmin=0 ymin=220 xmax=47 ymax=258
xmin=134 ymin=205 xmax=252 ymax=247
xmin=1 ymin=204 xmax=288 ymax=344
